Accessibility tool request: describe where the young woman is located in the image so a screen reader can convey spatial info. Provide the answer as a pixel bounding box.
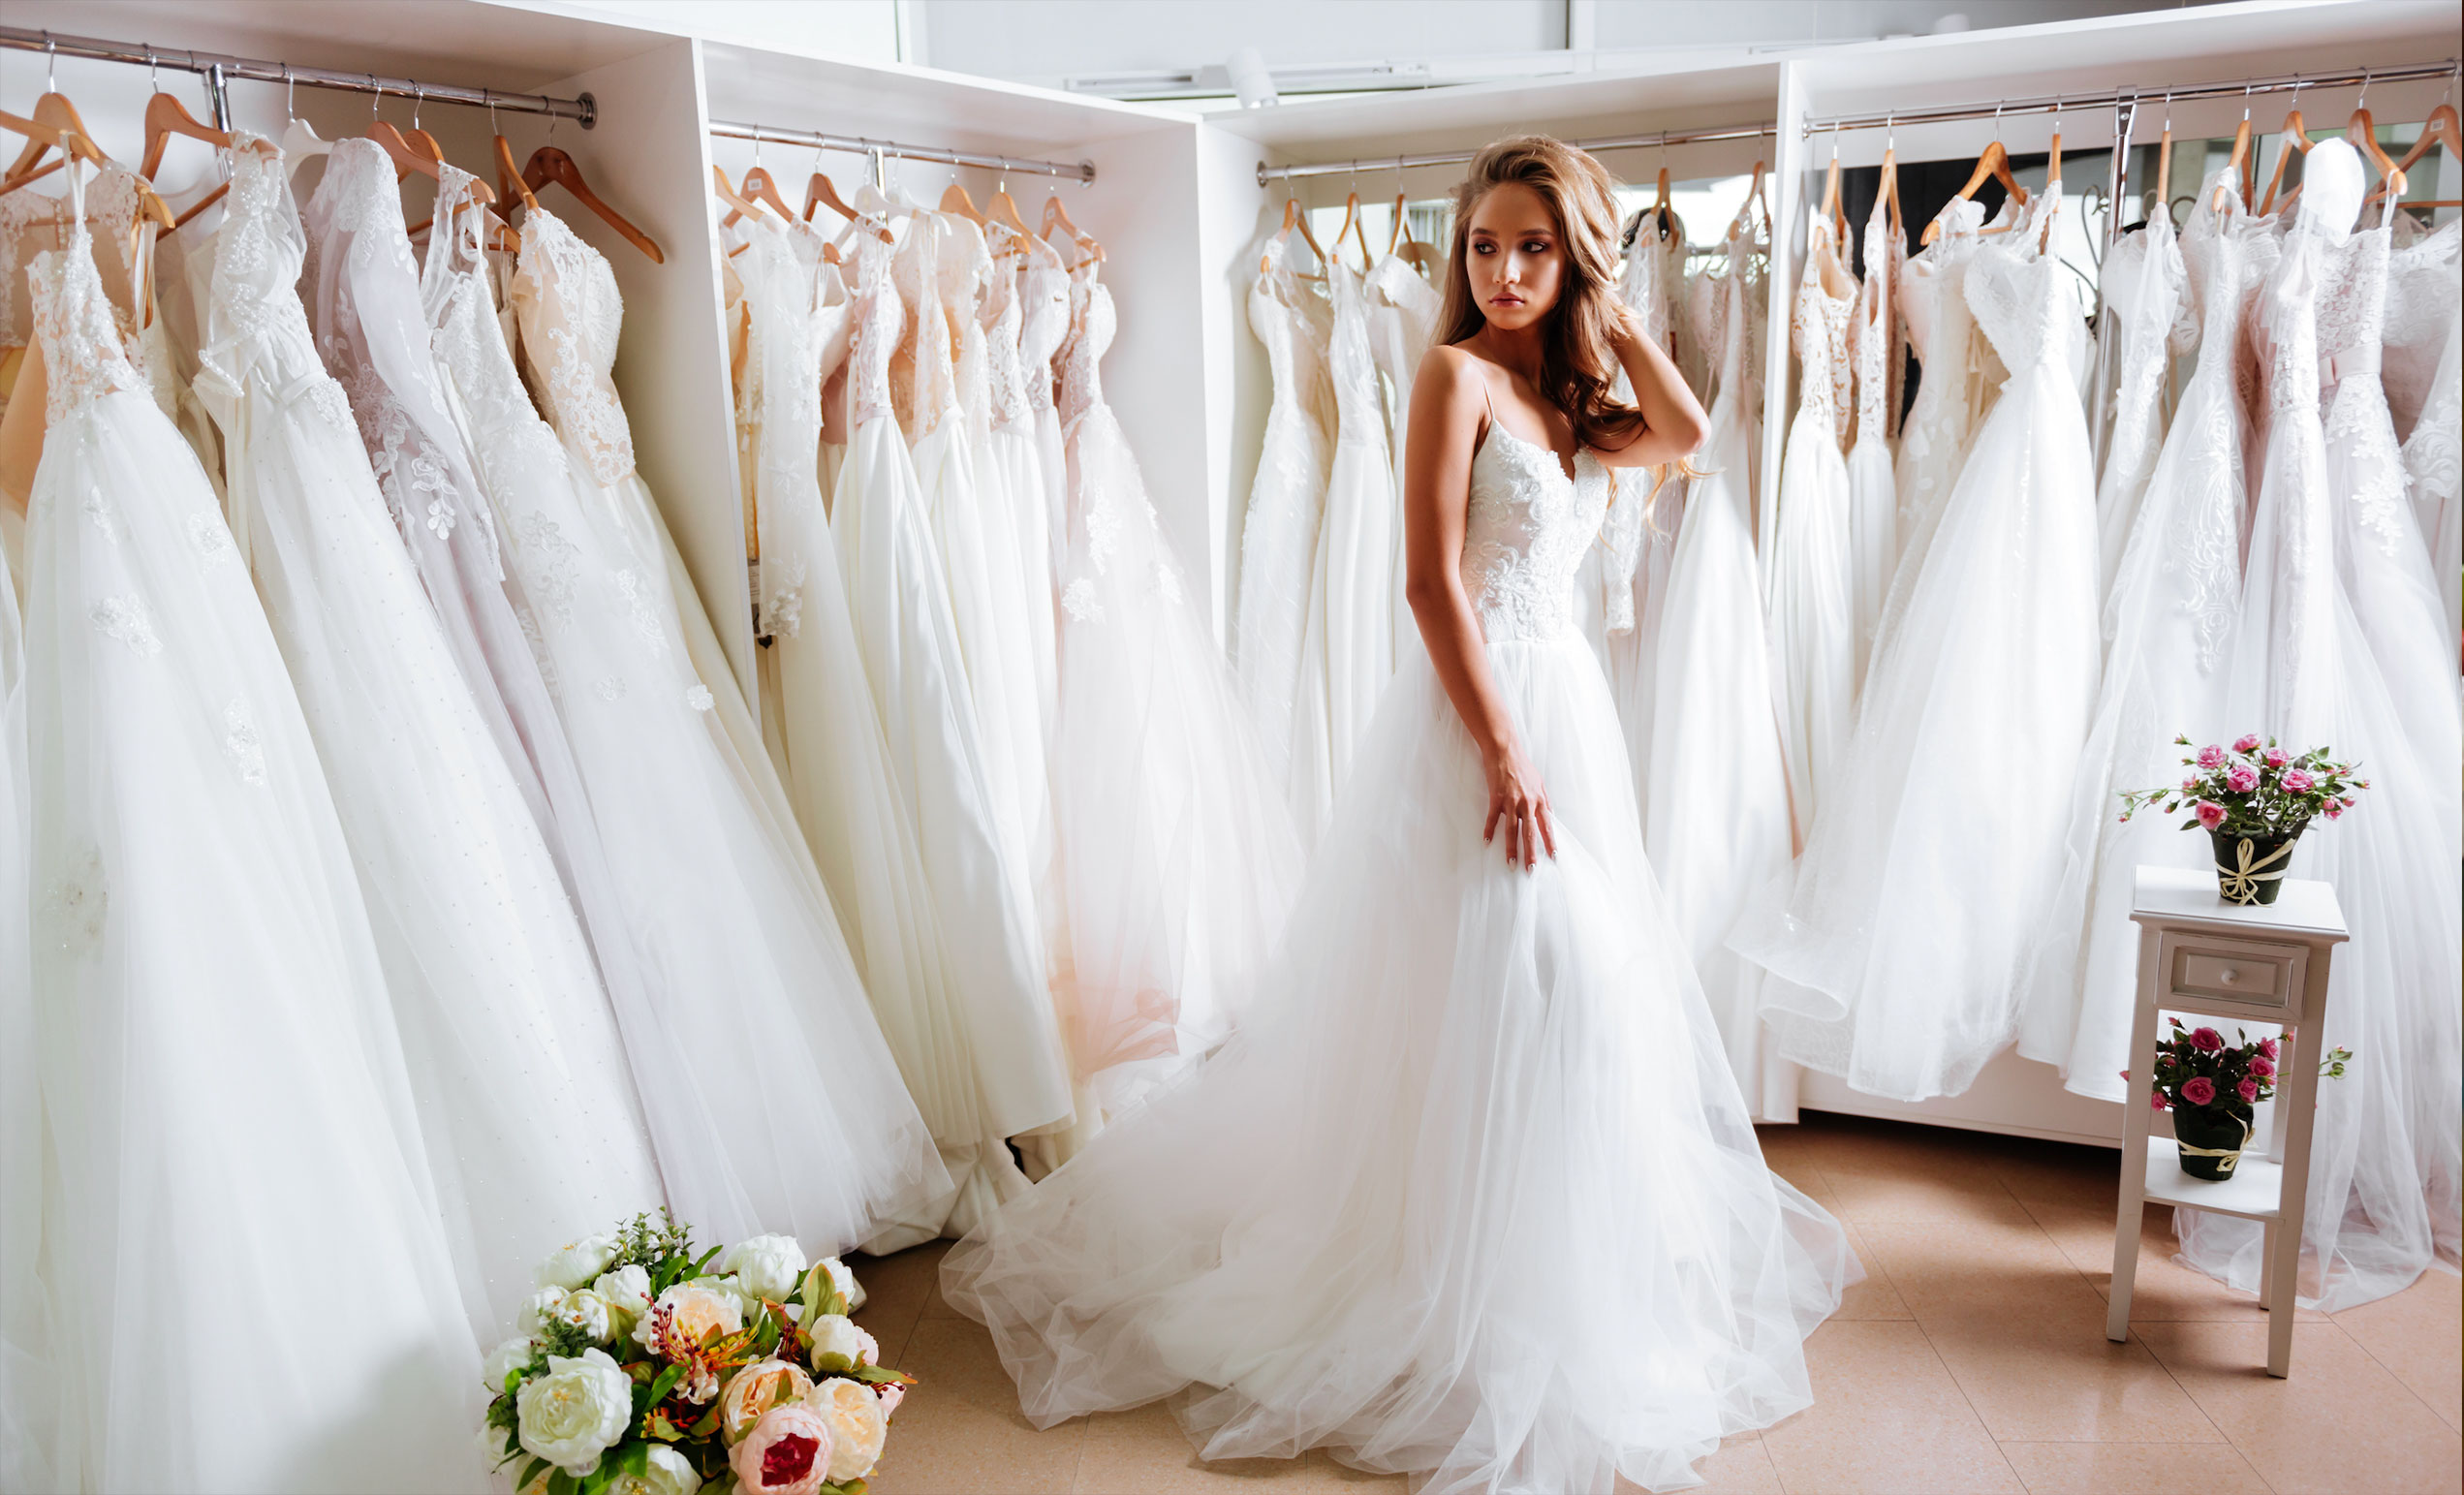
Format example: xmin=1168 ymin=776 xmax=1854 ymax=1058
xmin=943 ymin=137 xmax=1857 ymax=1495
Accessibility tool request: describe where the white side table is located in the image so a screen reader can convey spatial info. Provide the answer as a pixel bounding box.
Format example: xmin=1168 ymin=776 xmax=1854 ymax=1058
xmin=2108 ymin=864 xmax=2348 ymax=1379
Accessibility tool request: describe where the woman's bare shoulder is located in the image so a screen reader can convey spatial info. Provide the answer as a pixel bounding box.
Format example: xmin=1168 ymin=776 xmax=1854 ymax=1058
xmin=1415 ymin=342 xmax=1493 ymax=406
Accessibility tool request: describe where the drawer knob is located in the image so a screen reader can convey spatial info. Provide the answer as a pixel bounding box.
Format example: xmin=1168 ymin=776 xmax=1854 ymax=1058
xmin=2220 ymin=968 xmax=2240 ymax=985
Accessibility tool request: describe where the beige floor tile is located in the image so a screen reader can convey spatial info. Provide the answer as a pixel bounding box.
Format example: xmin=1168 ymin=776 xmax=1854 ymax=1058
xmin=1818 ymin=1156 xmax=2032 ymax=1226
xmin=1070 ymin=1401 xmax=1315 ymax=1493
xmin=1303 ymin=1450 xmax=1409 ymax=1490
xmin=1916 ymin=1299 xmax=2223 ymax=1443
xmin=1832 ymin=1219 xmax=1916 ymax=1322
xmin=1758 ymin=1321 xmax=2023 ymax=1493
xmin=1852 ymin=1206 xmax=2096 ymax=1321
xmin=854 ymin=1239 xmax=952 ymax=1364
xmin=866 ymin=1318 xmax=1086 ymax=1495
xmin=2137 ymin=1319 xmax=2464 ymax=1494
xmin=1613 ymin=1434 xmax=1783 ymax=1494
xmin=1764 ymin=1154 xmax=1841 ymax=1210
xmin=1993 ymin=1138 xmax=2128 ymax=1215
xmin=2026 ymin=1200 xmax=2329 ymax=1324
xmin=2331 ymin=1266 xmax=2464 ymax=1434
xmin=1999 ymin=1441 xmax=2270 ymax=1494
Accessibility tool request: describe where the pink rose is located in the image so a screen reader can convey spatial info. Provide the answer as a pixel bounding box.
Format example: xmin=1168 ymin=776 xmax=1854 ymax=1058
xmin=2282 ymin=769 xmax=2314 ymax=794
xmin=2248 ymin=1055 xmax=2276 ymax=1078
xmin=2150 ymin=1090 xmax=2169 ymax=1109
xmin=2197 ymin=744 xmax=2228 ymax=768
xmin=2191 ymin=1026 xmax=2225 ymax=1053
xmin=2182 ymin=777 xmax=2198 ymax=794
xmin=2233 ymin=733 xmax=2262 ymax=753
xmin=2263 ymin=746 xmax=2289 ymax=767
xmin=2259 ymin=1037 xmax=2279 ymax=1059
xmin=2196 ymin=800 xmax=2227 ymax=829
xmin=2227 ymin=764 xmax=2260 ymax=793
xmin=730 ymin=1403 xmax=834 ymax=1495
xmin=2324 ymin=799 xmax=2344 ymax=819
xmin=2181 ymin=1075 xmax=2217 ymax=1106
xmin=2237 ymin=1077 xmax=2261 ymax=1103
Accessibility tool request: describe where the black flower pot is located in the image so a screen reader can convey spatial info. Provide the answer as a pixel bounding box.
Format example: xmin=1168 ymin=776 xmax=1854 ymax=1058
xmin=2209 ymin=827 xmax=2298 ymax=905
xmin=2174 ymin=1105 xmax=2255 ymax=1180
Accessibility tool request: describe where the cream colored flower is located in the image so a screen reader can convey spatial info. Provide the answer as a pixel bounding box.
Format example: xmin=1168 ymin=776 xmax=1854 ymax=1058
xmin=536 ymin=1234 xmax=620 ymax=1292
xmin=607 ymin=1445 xmax=702 ymax=1495
xmin=515 ymin=1348 xmax=632 ymax=1476
xmin=721 ymin=1358 xmax=815 ymax=1445
xmin=718 ymin=1235 xmax=808 ymax=1305
xmin=807 ymin=1375 xmax=889 ymax=1482
xmin=805 ymin=1313 xmax=876 ymax=1373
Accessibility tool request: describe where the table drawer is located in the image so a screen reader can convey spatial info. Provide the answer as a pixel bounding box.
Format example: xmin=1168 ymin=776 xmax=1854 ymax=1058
xmin=2158 ymin=932 xmax=2303 ymax=1012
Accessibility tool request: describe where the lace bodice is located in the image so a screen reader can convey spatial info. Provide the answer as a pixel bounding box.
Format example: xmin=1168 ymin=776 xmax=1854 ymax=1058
xmin=1462 ymin=418 xmax=1612 ymax=643
xmin=1325 ymin=260 xmax=1388 ymax=446
xmin=512 ymin=205 xmax=637 ymax=484
xmin=2384 ymin=216 xmax=2459 ymax=441
xmin=1057 ymin=259 xmax=1112 ymax=428
xmin=1249 ymin=236 xmax=1336 ymax=447
xmin=940 ymin=215 xmax=992 ymax=449
xmin=846 ymin=228 xmax=903 ymax=430
xmin=982 ymin=222 xmax=1033 ymax=435
xmin=1017 ymin=242 xmax=1071 ymax=418
xmin=1850 ymin=194 xmax=1903 ymax=447
xmin=892 ymin=211 xmax=961 ymax=439
xmin=1793 ymin=218 xmax=1855 ymax=444
xmin=25 ymin=184 xmax=146 ymax=426
xmin=426 ymin=170 xmax=565 ymax=474
xmin=0 ymin=189 xmax=74 ymax=354
xmin=1962 ymin=195 xmax=2085 ymax=384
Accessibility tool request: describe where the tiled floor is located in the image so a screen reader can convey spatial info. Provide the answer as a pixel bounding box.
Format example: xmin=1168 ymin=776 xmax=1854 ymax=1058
xmin=848 ymin=1112 xmax=2463 ymax=1495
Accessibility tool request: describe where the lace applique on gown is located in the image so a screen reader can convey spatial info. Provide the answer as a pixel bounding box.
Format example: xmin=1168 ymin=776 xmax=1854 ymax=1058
xmin=2092 ymin=205 xmax=2193 ymax=594
xmin=1845 ymin=190 xmax=1904 ymax=685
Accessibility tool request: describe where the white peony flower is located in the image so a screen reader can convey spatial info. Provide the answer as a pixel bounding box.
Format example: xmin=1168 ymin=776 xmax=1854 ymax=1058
xmin=517 ymin=1285 xmax=570 ymax=1337
xmin=553 ymin=1289 xmax=616 ymax=1344
xmin=537 ymin=1233 xmax=620 ymax=1292
xmin=482 ymin=1336 xmax=537 ymax=1393
xmin=593 ymin=1263 xmax=653 ymax=1330
xmin=687 ymin=1274 xmax=755 ymax=1323
xmin=718 ymin=1234 xmax=808 ymax=1305
xmin=805 ymin=1313 xmax=876 ymax=1372
xmin=818 ymin=1255 xmax=866 ymax=1312
xmin=515 ymin=1348 xmax=633 ymax=1476
xmin=607 ymin=1444 xmax=702 ymax=1495
xmin=807 ymin=1375 xmax=889 ymax=1482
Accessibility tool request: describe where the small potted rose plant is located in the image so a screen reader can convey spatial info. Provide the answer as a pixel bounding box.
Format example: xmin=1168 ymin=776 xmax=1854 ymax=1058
xmin=2120 ymin=734 xmax=2366 ymax=905
xmin=2128 ymin=1018 xmax=2352 ymax=1179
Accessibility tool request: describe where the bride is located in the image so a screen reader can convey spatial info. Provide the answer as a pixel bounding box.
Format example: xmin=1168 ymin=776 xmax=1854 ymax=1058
xmin=943 ymin=137 xmax=1857 ymax=1495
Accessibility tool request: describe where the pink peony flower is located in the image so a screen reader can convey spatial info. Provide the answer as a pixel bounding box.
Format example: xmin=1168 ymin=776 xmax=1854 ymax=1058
xmin=2263 ymin=746 xmax=2289 ymax=767
xmin=2191 ymin=1027 xmax=2225 ymax=1053
xmin=2249 ymin=1055 xmax=2276 ymax=1078
xmin=2237 ymin=1077 xmax=2261 ymax=1103
xmin=2281 ymin=768 xmax=2314 ymax=794
xmin=730 ymin=1403 xmax=834 ymax=1495
xmin=2181 ymin=1075 xmax=2217 ymax=1106
xmin=2227 ymin=764 xmax=2261 ymax=794
xmin=2197 ymin=744 xmax=2228 ymax=768
xmin=2259 ymin=1037 xmax=2279 ymax=1059
xmin=2196 ymin=800 xmax=2228 ymax=829
xmin=2233 ymin=733 xmax=2262 ymax=753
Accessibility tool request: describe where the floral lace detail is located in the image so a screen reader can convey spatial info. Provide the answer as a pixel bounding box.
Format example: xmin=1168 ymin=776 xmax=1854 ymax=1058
xmin=2400 ymin=311 xmax=2460 ymax=536
xmin=516 ymin=607 xmax=559 ymax=696
xmin=222 ymin=700 xmax=268 ymax=787
xmin=592 ymin=675 xmax=627 ymax=701
xmin=612 ymin=568 xmax=670 ymax=655
xmin=761 ymin=556 xmax=806 ymax=639
xmin=1017 ymin=246 xmax=1073 ymax=418
xmin=81 ymin=481 xmax=125 ymax=545
xmin=1850 ymin=195 xmax=1904 ymax=448
xmin=188 ymin=510 xmax=236 ymax=562
xmin=1060 ymin=576 xmax=1103 ymax=623
xmin=39 ymin=843 xmax=108 ymax=957
xmin=24 ymin=208 xmax=147 ymax=425
xmin=423 ymin=496 xmax=458 ymax=539
xmin=1793 ymin=218 xmax=1855 ymax=452
xmin=2098 ymin=217 xmax=2187 ymax=511
xmin=981 ymin=223 xmax=1035 ymax=435
xmin=1154 ymin=563 xmax=1183 ymax=607
xmin=91 ymin=594 xmax=163 ymax=656
xmin=515 ymin=206 xmax=637 ymax=484
xmin=893 ymin=213 xmax=963 ymax=442
xmin=1462 ymin=423 xmax=1611 ymax=642
xmin=1891 ymin=198 xmax=1990 ymax=534
xmin=685 ymin=683 xmax=715 ymax=712
xmin=1326 ymin=262 xmax=1389 ymax=454
xmin=518 ymin=511 xmax=582 ymax=622
xmin=0 ymin=189 xmax=73 ymax=353
xmin=846 ymin=231 xmax=904 ymax=430
xmin=2314 ymin=213 xmax=2413 ymax=558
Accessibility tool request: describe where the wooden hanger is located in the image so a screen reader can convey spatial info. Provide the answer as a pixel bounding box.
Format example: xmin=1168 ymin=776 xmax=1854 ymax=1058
xmin=2256 ymin=95 xmax=2311 ymax=217
xmin=141 ymin=92 xmax=238 ymax=232
xmin=525 ymin=146 xmax=663 ymax=263
xmin=2377 ymin=99 xmax=2460 ymax=200
xmin=1263 ymin=195 xmax=1326 ymax=278
xmin=1042 ymin=191 xmax=1103 ymax=262
xmin=939 ymin=182 xmax=984 ymax=225
xmin=713 ymin=163 xmax=770 ymax=226
xmin=1818 ymin=150 xmax=1844 ymax=244
xmin=736 ymin=164 xmax=795 ymax=227
xmin=1924 ymin=136 xmax=2027 ymax=246
xmin=1 ymin=108 xmax=103 ymax=201
xmin=805 ymin=170 xmax=889 ymax=245
xmin=2038 ymin=123 xmax=2066 ymax=251
xmin=1327 ymin=187 xmax=1373 ymax=273
xmin=1726 ymin=158 xmax=1767 ymax=241
xmin=5 ymin=89 xmax=105 ymax=180
xmin=2343 ymin=94 xmax=2409 ymax=202
xmin=493 ymin=135 xmax=538 ymax=213
xmin=2214 ymin=100 xmax=2256 ymax=212
xmin=1388 ymin=190 xmax=1437 ymax=276
xmin=985 ymin=181 xmax=1032 ymax=235
xmin=2153 ymin=98 xmax=2175 ymax=218
xmin=1877 ymin=141 xmax=1902 ymax=249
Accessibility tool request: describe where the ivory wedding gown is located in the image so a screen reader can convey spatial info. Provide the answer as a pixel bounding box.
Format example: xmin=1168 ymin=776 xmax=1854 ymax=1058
xmin=0 ymin=402 xmax=40 ymax=1495
xmin=946 ymin=389 xmax=1856 ymax=1495
xmin=197 ymin=139 xmax=663 ymax=1334
xmin=2386 ymin=213 xmax=2461 ymax=657
xmin=2091 ymin=204 xmax=2190 ymax=593
xmin=1737 ymin=192 xmax=2102 ymax=1103
xmin=422 ymin=177 xmax=949 ymax=1256
xmin=1844 ymin=192 xmax=1901 ymax=685
xmin=22 ymin=166 xmax=482 ymax=1493
xmin=983 ymin=219 xmax=1062 ymax=743
xmin=1598 ymin=206 xmax=1688 ymax=774
xmin=1366 ymin=252 xmax=1441 ymax=650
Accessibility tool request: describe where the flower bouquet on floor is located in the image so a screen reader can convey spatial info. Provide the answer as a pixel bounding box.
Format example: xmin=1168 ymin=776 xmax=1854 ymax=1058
xmin=2132 ymin=1020 xmax=2353 ymax=1180
xmin=2119 ymin=734 xmax=2367 ymax=905
xmin=484 ymin=1211 xmax=912 ymax=1495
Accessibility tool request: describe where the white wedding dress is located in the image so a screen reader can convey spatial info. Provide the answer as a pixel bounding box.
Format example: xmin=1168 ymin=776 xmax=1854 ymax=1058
xmin=983 ymin=220 xmax=1062 ymax=744
xmin=1843 ymin=192 xmax=1902 ymax=687
xmin=422 ymin=177 xmax=949 ymax=1256
xmin=2016 ymin=172 xmax=2264 ymax=1095
xmin=22 ymin=165 xmax=482 ymax=1494
xmin=1764 ymin=216 xmax=1857 ymax=843
xmin=2178 ymin=144 xmax=2462 ymax=1310
xmin=946 ymin=385 xmax=1856 ymax=1495
xmin=0 ymin=405 xmax=42 ymax=1495
xmin=1046 ymin=253 xmax=1304 ymax=1112
xmin=1598 ymin=207 xmax=1688 ymax=778
xmin=196 ymin=139 xmax=664 ymax=1336
xmin=2385 ymin=213 xmax=2461 ymax=658
xmin=1366 ymin=252 xmax=1441 ymax=651
xmin=1737 ymin=193 xmax=2102 ymax=1103
xmin=2091 ymin=206 xmax=2191 ymax=594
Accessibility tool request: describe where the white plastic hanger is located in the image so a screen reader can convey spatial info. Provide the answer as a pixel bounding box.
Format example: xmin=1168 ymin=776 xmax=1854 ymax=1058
xmin=279 ymin=66 xmax=331 ymax=175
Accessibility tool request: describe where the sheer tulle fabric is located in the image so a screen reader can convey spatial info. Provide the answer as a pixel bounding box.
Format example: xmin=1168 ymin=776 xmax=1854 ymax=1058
xmin=198 ymin=141 xmax=664 ymax=1335
xmin=424 ymin=185 xmax=949 ymax=1257
xmin=24 ymin=197 xmax=482 ymax=1493
xmin=1737 ymin=198 xmax=2102 ymax=1103
xmin=2091 ymin=209 xmax=2191 ymax=595
xmin=0 ymin=493 xmax=46 ymax=1495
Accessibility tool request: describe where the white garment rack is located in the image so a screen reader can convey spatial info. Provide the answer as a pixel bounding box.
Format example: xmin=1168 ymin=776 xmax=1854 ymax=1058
xmin=0 ymin=24 xmax=597 ymax=132
xmin=707 ymin=119 xmax=1095 ymax=184
xmin=1255 ymin=122 xmax=1777 ymax=186
xmin=1799 ymin=58 xmax=2461 ymax=136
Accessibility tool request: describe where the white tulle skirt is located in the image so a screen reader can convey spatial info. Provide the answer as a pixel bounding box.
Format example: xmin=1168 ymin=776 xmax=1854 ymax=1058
xmin=1763 ymin=418 xmax=1855 ymax=844
xmin=946 ymin=634 xmax=1857 ymax=1495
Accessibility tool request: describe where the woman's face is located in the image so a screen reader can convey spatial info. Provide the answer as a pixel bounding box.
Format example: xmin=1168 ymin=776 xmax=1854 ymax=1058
xmin=1463 ymin=180 xmax=1565 ymax=334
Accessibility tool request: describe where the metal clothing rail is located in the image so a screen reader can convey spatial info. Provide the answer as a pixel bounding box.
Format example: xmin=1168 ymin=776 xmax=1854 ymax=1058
xmin=1801 ymin=58 xmax=2460 ymax=136
xmin=1256 ymin=121 xmax=1775 ymax=186
xmin=0 ymin=25 xmax=596 ymax=133
xmin=708 ymin=119 xmax=1095 ymax=183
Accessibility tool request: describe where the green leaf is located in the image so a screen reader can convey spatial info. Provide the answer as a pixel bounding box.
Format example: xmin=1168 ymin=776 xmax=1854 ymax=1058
xmin=521 ymin=1456 xmax=552 ymax=1489
xmin=649 ymin=1364 xmax=683 ymax=1407
xmin=547 ymin=1469 xmax=578 ymax=1495
xmin=814 ymin=1351 xmax=854 ymax=1374
xmin=849 ymin=1363 xmax=905 ymax=1386
xmin=613 ymin=1442 xmax=649 ymax=1478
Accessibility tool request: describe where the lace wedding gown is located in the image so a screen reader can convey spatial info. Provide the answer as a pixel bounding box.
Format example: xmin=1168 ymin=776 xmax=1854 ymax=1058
xmin=2091 ymin=205 xmax=2191 ymax=594
xmin=1366 ymin=252 xmax=1441 ymax=651
xmin=1598 ymin=207 xmax=1688 ymax=776
xmin=984 ymin=220 xmax=1061 ymax=742
xmin=2178 ymin=143 xmax=2462 ymax=1310
xmin=1639 ymin=223 xmax=1798 ymax=1121
xmin=196 ymin=139 xmax=663 ymax=1334
xmin=22 ymin=167 xmax=482 ymax=1493
xmin=947 ymin=388 xmax=1855 ymax=1494
xmin=1844 ymin=192 xmax=1902 ymax=686
xmin=1737 ymin=193 xmax=2101 ymax=1103
xmin=2385 ymin=214 xmax=2461 ymax=658
xmin=1046 ymin=254 xmax=1303 ymax=1111
xmin=2017 ymin=173 xmax=2268 ymax=1095
xmin=1235 ymin=237 xmax=1336 ymax=825
xmin=422 ymin=178 xmax=949 ymax=1255
xmin=0 ymin=410 xmax=40 ymax=1495
xmin=1765 ymin=217 xmax=1856 ymax=842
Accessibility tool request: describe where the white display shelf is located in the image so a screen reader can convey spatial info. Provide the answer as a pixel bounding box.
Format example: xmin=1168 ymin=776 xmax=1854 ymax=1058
xmin=2142 ymin=1136 xmax=2283 ymax=1222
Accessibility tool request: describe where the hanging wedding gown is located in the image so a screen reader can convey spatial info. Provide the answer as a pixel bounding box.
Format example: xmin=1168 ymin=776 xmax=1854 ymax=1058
xmin=834 ymin=226 xmax=1078 ymax=1168
xmin=1639 ymin=223 xmax=1798 ymax=1122
xmin=2091 ymin=206 xmax=2191 ymax=594
xmin=0 ymin=392 xmax=42 ymax=1495
xmin=945 ymin=391 xmax=1856 ymax=1495
xmin=1365 ymin=252 xmax=1441 ymax=651
xmin=2016 ymin=173 xmax=2268 ymax=1096
xmin=2177 ymin=143 xmax=2462 ymax=1310
xmin=2385 ymin=213 xmax=2460 ymax=657
xmin=1843 ymin=192 xmax=1902 ymax=686
xmin=1598 ymin=207 xmax=1689 ymax=773
xmin=22 ymin=166 xmax=482 ymax=1494
xmin=1295 ymin=258 xmax=1400 ymax=807
xmin=423 ymin=176 xmax=948 ymax=1256
xmin=196 ymin=139 xmax=663 ymax=1335
xmin=984 ymin=219 xmax=1061 ymax=742
xmin=1764 ymin=216 xmax=1856 ymax=843
xmin=1020 ymin=235 xmax=1076 ymax=583
xmin=1235 ymin=237 xmax=1335 ymax=825
xmin=1046 ymin=252 xmax=1304 ymax=1111
xmin=1736 ymin=193 xmax=2102 ymax=1103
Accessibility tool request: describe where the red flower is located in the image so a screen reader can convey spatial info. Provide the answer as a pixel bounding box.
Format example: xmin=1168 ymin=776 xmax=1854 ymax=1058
xmin=2249 ymin=1055 xmax=2276 ymax=1078
xmin=2181 ymin=1075 xmax=2217 ymax=1106
xmin=2190 ymin=1026 xmax=2225 ymax=1053
xmin=2259 ymin=1037 xmax=2279 ymax=1059
xmin=2236 ymin=1077 xmax=2261 ymax=1103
